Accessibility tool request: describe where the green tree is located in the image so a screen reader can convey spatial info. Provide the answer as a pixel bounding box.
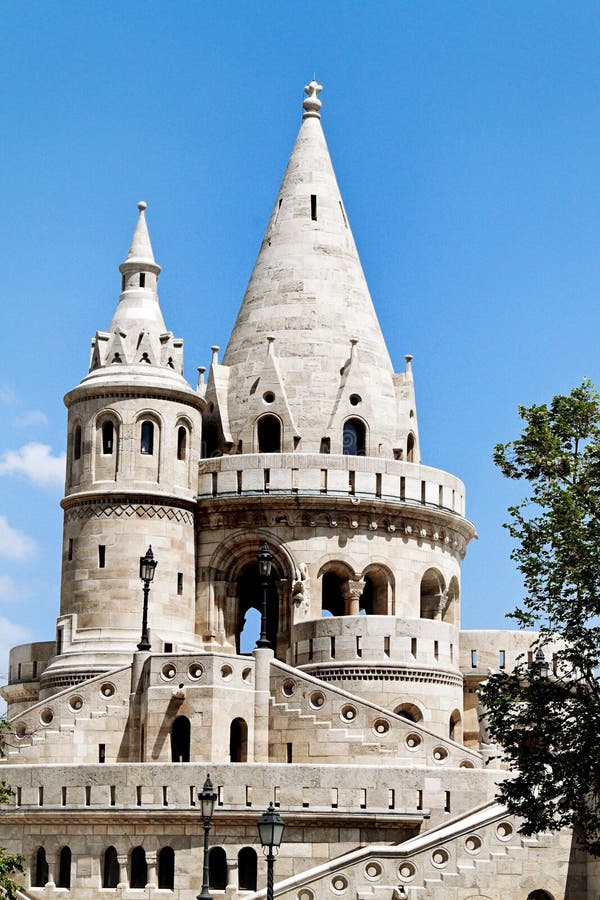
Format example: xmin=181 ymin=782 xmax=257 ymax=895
xmin=480 ymin=379 xmax=600 ymax=855
xmin=0 ymin=721 xmax=24 ymax=898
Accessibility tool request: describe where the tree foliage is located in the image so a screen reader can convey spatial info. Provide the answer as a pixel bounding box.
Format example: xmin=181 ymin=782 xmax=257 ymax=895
xmin=0 ymin=721 xmax=24 ymax=898
xmin=480 ymin=379 xmax=600 ymax=855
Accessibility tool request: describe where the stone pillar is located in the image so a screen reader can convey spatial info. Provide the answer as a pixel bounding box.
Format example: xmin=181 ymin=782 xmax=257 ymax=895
xmin=225 ymin=856 xmax=239 ymax=894
xmin=117 ymin=855 xmax=128 ymax=888
xmin=253 ymin=647 xmax=274 ymax=762
xmin=146 ymin=853 xmax=157 ymax=888
xmin=343 ymin=577 xmax=364 ymax=616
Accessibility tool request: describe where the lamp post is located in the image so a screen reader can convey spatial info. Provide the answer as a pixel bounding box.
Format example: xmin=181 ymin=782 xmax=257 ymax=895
xmin=532 ymin=646 xmax=550 ymax=678
xmin=137 ymin=546 xmax=157 ymax=651
xmin=257 ymin=802 xmax=285 ymax=900
xmin=256 ymin=542 xmax=274 ymax=649
xmin=197 ymin=774 xmax=217 ymax=900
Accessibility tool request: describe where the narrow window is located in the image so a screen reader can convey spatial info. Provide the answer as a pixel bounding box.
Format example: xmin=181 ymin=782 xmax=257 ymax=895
xmin=421 ymin=480 xmax=426 ymax=504
xmin=400 ymin=476 xmax=406 ymax=500
xmin=208 ymin=847 xmax=227 ymax=890
xmin=164 ymin=642 xmax=173 ymax=653
xmin=130 ymin=846 xmax=147 ymax=889
xmin=376 ymin=473 xmax=382 ymax=497
xmin=302 ymin=787 xmax=310 ymax=808
xmin=102 ymin=420 xmax=114 ymax=455
xmin=445 ymin=791 xmax=451 ymax=813
xmin=330 ymin=636 xmax=335 ymax=658
xmin=177 ymin=426 xmax=187 ymax=460
xmin=236 ymin=470 xmax=243 ymax=494
xmin=16 ymin=787 xmax=21 ymax=806
xmin=38 ymin=786 xmax=44 ymax=806
xmin=56 ymin=628 xmax=63 ymax=656
xmin=274 ymin=786 xmax=280 ymax=807
xmin=121 ymin=274 xmax=126 ymax=291
xmin=439 ymin=484 xmax=443 ymax=506
xmin=310 ymin=194 xmax=317 ymax=221
xmin=177 ymin=573 xmax=183 ymax=596
xmin=73 ymin=425 xmax=82 ymax=460
xmin=171 ymin=716 xmax=191 ymax=763
xmin=407 ymin=432 xmax=415 ymax=462
xmin=257 ymin=415 xmax=281 ymax=452
xmin=411 ymin=637 xmax=417 ymax=658
xmin=136 ymin=786 xmax=142 ymax=806
xmin=331 ymin=788 xmax=338 ymax=809
xmin=140 ymin=421 xmax=154 ymax=455
xmin=434 ymin=640 xmax=439 ymax=660
xmin=245 ymin=786 xmax=252 ymax=807
xmin=499 ymin=650 xmax=506 ymax=669
xmin=417 ymin=789 xmax=423 ymax=810
xmin=471 ymin=650 xmax=478 ymax=668
xmin=32 ymin=660 xmax=37 ymax=678
xmin=360 ymin=788 xmax=367 ymax=809
xmin=34 ymin=848 xmax=49 ymax=887
xmin=356 ymin=635 xmax=362 ymax=658
xmin=190 ymin=786 xmax=196 ymax=806
xmin=384 ymin=636 xmax=390 ymax=657
xmin=320 ymin=437 xmax=331 ymax=453
xmin=229 ymin=718 xmax=248 ymax=763
xmin=68 ymin=538 xmax=73 ymax=561
xmin=110 ymin=786 xmax=116 ymax=806
xmin=139 ymin=273 xmax=146 ymax=288
xmin=162 ymin=786 xmax=168 ymax=807
xmin=308 ymin=638 xmax=313 ymax=661
xmin=85 ymin=785 xmax=91 ymax=806
xmin=61 ymin=786 xmax=66 ymax=806
xmin=286 ymin=743 xmax=293 ymax=763
xmin=98 ymin=545 xmax=106 ymax=568
xmin=211 ymin=471 xmax=218 ymax=496
xmin=388 ymin=788 xmax=395 ymax=809
xmin=99 ymin=743 xmax=106 ymax=763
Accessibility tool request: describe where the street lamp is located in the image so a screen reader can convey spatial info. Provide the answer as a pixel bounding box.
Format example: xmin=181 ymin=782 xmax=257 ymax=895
xmin=257 ymin=802 xmax=285 ymax=900
xmin=256 ymin=542 xmax=274 ymax=649
xmin=532 ymin=646 xmax=550 ymax=678
xmin=197 ymin=773 xmax=217 ymax=900
xmin=137 ymin=545 xmax=157 ymax=651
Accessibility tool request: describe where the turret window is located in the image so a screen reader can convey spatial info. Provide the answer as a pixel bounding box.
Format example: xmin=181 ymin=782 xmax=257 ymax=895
xmin=102 ymin=421 xmax=114 ymax=455
xmin=343 ymin=418 xmax=366 ymax=456
xmin=311 ymin=194 xmax=317 ymax=221
xmin=141 ymin=421 xmax=154 ymax=455
xmin=73 ymin=425 xmax=82 ymax=460
xmin=177 ymin=426 xmax=187 ymax=460
xmin=407 ymin=432 xmax=415 ymax=462
xmin=257 ymin=415 xmax=281 ymax=453
xmin=139 ymin=273 xmax=146 ymax=288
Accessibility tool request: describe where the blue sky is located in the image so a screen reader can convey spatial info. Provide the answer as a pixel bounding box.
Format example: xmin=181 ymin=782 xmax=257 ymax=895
xmin=1 ymin=1 xmax=600 ymax=677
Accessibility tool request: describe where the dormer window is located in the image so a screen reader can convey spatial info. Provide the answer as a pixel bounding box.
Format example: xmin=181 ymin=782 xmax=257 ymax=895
xmin=257 ymin=415 xmax=281 ymax=453
xmin=343 ymin=418 xmax=366 ymax=456
xmin=141 ymin=421 xmax=154 ymax=455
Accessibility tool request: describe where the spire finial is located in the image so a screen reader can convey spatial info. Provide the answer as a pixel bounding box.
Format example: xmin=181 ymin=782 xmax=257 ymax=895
xmin=303 ymin=80 xmax=323 ymax=119
xmin=138 ymin=200 xmax=147 ymax=212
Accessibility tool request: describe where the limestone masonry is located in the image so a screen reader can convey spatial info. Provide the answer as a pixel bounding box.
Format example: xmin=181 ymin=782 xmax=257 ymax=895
xmin=0 ymin=81 xmax=593 ymax=899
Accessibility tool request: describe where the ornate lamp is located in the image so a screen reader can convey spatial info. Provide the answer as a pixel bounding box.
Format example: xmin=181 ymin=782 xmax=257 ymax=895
xmin=257 ymin=802 xmax=285 ymax=900
xmin=137 ymin=545 xmax=157 ymax=651
xmin=197 ymin=774 xmax=217 ymax=899
xmin=256 ymin=542 xmax=274 ymax=649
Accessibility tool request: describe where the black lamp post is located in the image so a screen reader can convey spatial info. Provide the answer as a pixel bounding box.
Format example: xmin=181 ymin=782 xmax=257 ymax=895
xmin=532 ymin=646 xmax=550 ymax=678
xmin=137 ymin=546 xmax=157 ymax=651
xmin=256 ymin=542 xmax=274 ymax=649
xmin=257 ymin=802 xmax=285 ymax=900
xmin=197 ymin=773 xmax=217 ymax=900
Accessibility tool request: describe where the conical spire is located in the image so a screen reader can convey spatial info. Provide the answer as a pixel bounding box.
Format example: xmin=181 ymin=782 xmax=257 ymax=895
xmin=120 ymin=201 xmax=161 ymax=275
xmin=222 ymin=81 xmax=405 ymax=456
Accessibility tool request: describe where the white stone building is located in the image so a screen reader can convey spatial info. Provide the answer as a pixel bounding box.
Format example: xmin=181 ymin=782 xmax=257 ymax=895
xmin=0 ymin=81 xmax=594 ymax=899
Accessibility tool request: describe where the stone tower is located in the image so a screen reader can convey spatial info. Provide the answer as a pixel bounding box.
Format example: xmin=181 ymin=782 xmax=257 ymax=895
xmin=42 ymin=202 xmax=204 ymax=695
xmin=0 ymin=82 xmax=580 ymax=900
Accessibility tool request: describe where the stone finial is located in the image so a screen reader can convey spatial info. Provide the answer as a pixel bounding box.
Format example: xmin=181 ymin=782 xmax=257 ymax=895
xmin=211 ymin=346 xmax=220 ymax=366
xmin=303 ymin=80 xmax=323 ymax=119
xmin=267 ymin=335 xmax=275 ymax=356
xmin=137 ymin=200 xmax=147 ymax=211
xmin=197 ymin=366 xmax=206 ymax=388
xmin=404 ymin=354 xmax=413 ymax=375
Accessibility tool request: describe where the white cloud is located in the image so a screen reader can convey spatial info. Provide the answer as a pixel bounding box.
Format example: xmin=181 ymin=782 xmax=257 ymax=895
xmin=0 ymin=443 xmax=65 ymax=487
xmin=13 ymin=410 xmax=48 ymax=428
xmin=0 ymin=575 xmax=30 ymax=603
xmin=0 ymin=517 xmax=36 ymax=560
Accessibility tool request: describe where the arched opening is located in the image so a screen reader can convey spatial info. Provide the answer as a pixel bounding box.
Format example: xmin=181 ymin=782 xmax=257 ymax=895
xmin=361 ymin=566 xmax=393 ymax=615
xmin=102 ymin=420 xmax=114 ymax=455
xmin=257 ymin=415 xmax=281 ymax=453
xmin=239 ymin=606 xmax=261 ymax=653
xmin=208 ymin=847 xmax=227 ymax=890
xmin=171 ymin=716 xmax=191 ymax=763
xmin=202 ymin=422 xmax=219 ymax=458
xmin=343 ymin=418 xmax=366 ymax=456
xmin=177 ymin=426 xmax=187 ymax=461
xmin=130 ymin=846 xmax=147 ymax=888
xmin=445 ymin=577 xmax=459 ymax=625
xmin=140 ymin=421 xmax=154 ymax=455
xmin=527 ymin=892 xmax=554 ymax=900
xmin=321 ymin=571 xmax=345 ymax=617
xmin=359 ymin=576 xmax=374 ymax=615
xmin=102 ymin=846 xmax=119 ymax=889
xmin=238 ymin=847 xmax=257 ymax=891
xmin=229 ymin=718 xmax=248 ymax=762
xmin=73 ymin=425 xmax=82 ymax=460
xmin=236 ymin=566 xmax=279 ymax=653
xmin=420 ymin=569 xmax=445 ymax=620
xmin=449 ymin=708 xmax=462 ymax=742
xmin=57 ymin=846 xmax=71 ymax=889
xmin=407 ymin=432 xmax=415 ymax=462
xmin=158 ymin=846 xmax=175 ymax=890
xmin=33 ymin=847 xmax=48 ymax=887
xmin=394 ymin=703 xmax=423 ymax=723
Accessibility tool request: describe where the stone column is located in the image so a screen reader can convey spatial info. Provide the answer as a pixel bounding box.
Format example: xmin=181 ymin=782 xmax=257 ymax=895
xmin=253 ymin=647 xmax=274 ymax=762
xmin=146 ymin=853 xmax=157 ymax=888
xmin=117 ymin=855 xmax=128 ymax=888
xmin=343 ymin=577 xmax=364 ymax=616
xmin=225 ymin=856 xmax=239 ymax=895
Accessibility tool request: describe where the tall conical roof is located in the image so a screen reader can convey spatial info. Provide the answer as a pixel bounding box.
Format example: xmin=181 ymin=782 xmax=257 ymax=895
xmin=221 ymin=82 xmax=408 ymax=456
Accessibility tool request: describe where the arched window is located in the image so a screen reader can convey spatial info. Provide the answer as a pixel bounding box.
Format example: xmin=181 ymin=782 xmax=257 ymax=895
xmin=171 ymin=716 xmax=191 ymax=763
xmin=343 ymin=418 xmax=366 ymax=456
xmin=230 ymin=718 xmax=248 ymax=762
xmin=102 ymin=420 xmax=114 ymax=455
xmin=58 ymin=846 xmax=71 ymax=889
xmin=158 ymin=846 xmax=175 ymax=890
xmin=359 ymin=576 xmax=374 ymax=615
xmin=177 ymin=426 xmax=187 ymax=461
xmin=527 ymin=893 xmax=554 ymax=900
xmin=102 ymin=846 xmax=119 ymax=889
xmin=130 ymin=846 xmax=147 ymax=889
xmin=238 ymin=847 xmax=257 ymax=891
xmin=208 ymin=847 xmax=227 ymax=890
xmin=73 ymin=425 xmax=82 ymax=460
xmin=257 ymin=415 xmax=281 ymax=453
xmin=394 ymin=703 xmax=423 ymax=723
xmin=321 ymin=572 xmax=345 ymax=617
xmin=407 ymin=432 xmax=415 ymax=462
xmin=449 ymin=709 xmax=462 ymax=741
xmin=140 ymin=421 xmax=154 ymax=455
xmin=33 ymin=847 xmax=48 ymax=887
xmin=420 ymin=569 xmax=445 ymax=620
xmin=202 ymin=422 xmax=219 ymax=459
